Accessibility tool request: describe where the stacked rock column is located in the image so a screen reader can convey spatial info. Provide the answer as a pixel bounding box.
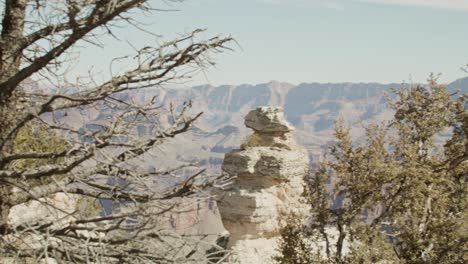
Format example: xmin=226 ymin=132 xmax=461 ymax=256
xmin=219 ymin=107 xmax=310 ymax=263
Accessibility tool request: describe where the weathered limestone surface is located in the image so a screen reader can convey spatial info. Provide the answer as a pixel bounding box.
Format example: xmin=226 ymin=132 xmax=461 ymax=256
xmin=8 ymin=192 xmax=79 ymax=228
xmin=219 ymin=106 xmax=310 ymax=263
xmin=244 ymin=107 xmax=294 ymax=133
xmin=6 ymin=192 xmax=229 ymax=263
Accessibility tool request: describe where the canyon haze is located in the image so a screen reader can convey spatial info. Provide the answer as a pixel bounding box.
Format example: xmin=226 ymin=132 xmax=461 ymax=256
xmin=59 ymin=77 xmax=468 ymax=177
xmin=112 ymin=77 xmax=467 ymax=174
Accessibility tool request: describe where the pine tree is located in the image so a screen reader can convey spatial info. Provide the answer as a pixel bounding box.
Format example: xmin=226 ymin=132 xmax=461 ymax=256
xmin=275 ymin=76 xmax=467 ymax=263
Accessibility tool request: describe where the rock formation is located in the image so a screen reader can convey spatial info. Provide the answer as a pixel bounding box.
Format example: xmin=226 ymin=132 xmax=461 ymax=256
xmin=219 ymin=106 xmax=310 ymax=263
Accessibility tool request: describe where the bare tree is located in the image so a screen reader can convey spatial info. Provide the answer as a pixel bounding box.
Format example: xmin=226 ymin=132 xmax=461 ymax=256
xmin=0 ymin=0 xmax=233 ymax=262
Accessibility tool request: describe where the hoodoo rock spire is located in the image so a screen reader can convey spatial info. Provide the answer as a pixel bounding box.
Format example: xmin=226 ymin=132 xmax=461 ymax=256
xmin=219 ymin=106 xmax=310 ymax=263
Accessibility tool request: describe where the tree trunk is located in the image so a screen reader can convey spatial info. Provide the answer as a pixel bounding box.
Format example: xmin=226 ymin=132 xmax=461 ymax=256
xmin=336 ymin=221 xmax=346 ymax=263
xmin=0 ymin=185 xmax=11 ymax=235
xmin=0 ymin=93 xmax=23 ymax=235
xmin=0 ymin=0 xmax=28 ymax=237
xmin=0 ymin=0 xmax=27 ymax=86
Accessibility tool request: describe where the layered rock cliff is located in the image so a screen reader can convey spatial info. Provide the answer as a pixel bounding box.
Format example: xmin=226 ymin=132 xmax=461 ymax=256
xmin=55 ymin=78 xmax=468 ymax=176
xmin=219 ymin=107 xmax=309 ymax=263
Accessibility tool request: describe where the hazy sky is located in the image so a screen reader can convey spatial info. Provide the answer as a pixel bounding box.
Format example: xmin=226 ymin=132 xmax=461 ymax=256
xmin=76 ymin=0 xmax=468 ymax=86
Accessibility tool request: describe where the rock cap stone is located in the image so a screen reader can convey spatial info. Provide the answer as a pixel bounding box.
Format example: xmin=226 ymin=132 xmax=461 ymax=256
xmin=244 ymin=107 xmax=293 ymax=133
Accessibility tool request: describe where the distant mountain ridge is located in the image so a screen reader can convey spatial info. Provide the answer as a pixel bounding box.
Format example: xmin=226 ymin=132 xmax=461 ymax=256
xmin=63 ymin=77 xmax=468 ymax=171
xmin=141 ymin=79 xmax=462 ymax=131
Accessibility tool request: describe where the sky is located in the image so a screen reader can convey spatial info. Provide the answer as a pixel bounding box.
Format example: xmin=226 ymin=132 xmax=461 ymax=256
xmin=75 ymin=0 xmax=468 ymax=86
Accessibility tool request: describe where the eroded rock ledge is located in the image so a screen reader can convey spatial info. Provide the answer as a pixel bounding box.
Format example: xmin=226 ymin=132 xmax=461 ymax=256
xmin=219 ymin=106 xmax=309 ymax=263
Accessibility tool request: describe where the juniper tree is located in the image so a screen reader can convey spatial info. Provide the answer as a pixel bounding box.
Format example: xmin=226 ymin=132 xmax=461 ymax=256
xmin=0 ymin=1 xmax=232 ymax=262
xmin=274 ymin=213 xmax=322 ymax=264
xmin=276 ymin=76 xmax=467 ymax=263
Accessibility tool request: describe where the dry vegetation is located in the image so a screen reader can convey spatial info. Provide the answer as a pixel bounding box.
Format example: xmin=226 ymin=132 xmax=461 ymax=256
xmin=0 ymin=1 xmax=233 ymax=262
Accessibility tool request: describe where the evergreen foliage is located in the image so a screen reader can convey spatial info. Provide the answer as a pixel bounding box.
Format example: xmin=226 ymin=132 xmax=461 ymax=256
xmin=274 ymin=214 xmax=322 ymax=264
xmin=12 ymin=123 xmax=68 ymax=183
xmin=275 ymin=76 xmax=467 ymax=263
xmin=12 ymin=123 xmax=102 ymax=218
